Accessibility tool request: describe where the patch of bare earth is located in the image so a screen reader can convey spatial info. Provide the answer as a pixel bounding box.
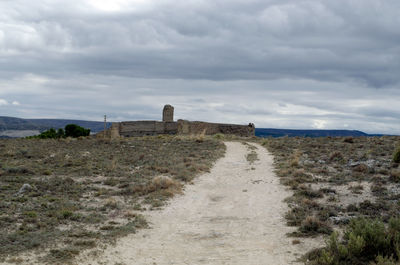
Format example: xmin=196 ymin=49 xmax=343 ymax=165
xmin=76 ymin=142 xmax=321 ymax=265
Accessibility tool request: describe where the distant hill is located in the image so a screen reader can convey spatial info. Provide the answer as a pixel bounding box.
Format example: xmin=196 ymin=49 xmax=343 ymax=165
xmin=27 ymin=119 xmax=111 ymax=133
xmin=0 ymin=116 xmax=111 ymax=136
xmin=255 ymin=128 xmax=371 ymax=138
xmin=0 ymin=116 xmax=45 ymax=131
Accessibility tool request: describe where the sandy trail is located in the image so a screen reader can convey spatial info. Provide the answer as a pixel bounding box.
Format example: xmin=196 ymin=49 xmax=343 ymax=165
xmin=79 ymin=142 xmax=320 ymax=265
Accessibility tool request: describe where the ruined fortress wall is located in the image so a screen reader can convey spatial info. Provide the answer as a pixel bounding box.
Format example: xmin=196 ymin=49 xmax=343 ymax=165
xmin=177 ymin=120 xmax=255 ymax=137
xmin=98 ymin=120 xmax=254 ymax=138
xmin=96 ymin=105 xmax=255 ymax=138
xmin=110 ymin=123 xmax=121 ymax=138
xmin=118 ymin=121 xmax=178 ymax=137
xmin=95 ymin=123 xmax=120 ymax=139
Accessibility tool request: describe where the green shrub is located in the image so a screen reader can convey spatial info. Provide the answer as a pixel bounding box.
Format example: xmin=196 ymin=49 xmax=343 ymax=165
xmin=307 ymin=218 xmax=400 ymax=265
xmin=27 ymin=128 xmax=62 ymax=139
xmin=65 ymin=124 xmax=90 ymax=138
xmin=37 ymin=128 xmax=59 ymax=139
xmin=28 ymin=124 xmax=90 ymax=139
xmin=213 ymin=133 xmax=225 ymax=140
xmin=393 ymin=148 xmax=400 ymax=163
xmin=374 ymin=255 xmax=398 ymax=265
xmin=58 ymin=210 xmax=74 ymax=220
xmin=23 ymin=211 xmax=38 ymax=218
xmin=57 ymin=128 xmax=65 ymax=138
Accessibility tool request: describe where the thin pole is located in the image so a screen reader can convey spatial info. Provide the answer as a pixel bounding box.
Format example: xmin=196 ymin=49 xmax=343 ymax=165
xmin=104 ymin=115 xmax=106 ymax=139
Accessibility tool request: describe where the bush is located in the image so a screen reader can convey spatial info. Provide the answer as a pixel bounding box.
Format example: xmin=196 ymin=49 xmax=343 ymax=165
xmin=65 ymin=124 xmax=90 ymax=138
xmin=344 ymin=137 xmax=354 ymax=143
xmin=213 ymin=133 xmax=225 ymax=140
xmin=374 ymin=255 xmax=398 ymax=265
xmin=299 ymin=216 xmax=333 ymax=236
xmin=307 ymin=217 xmax=400 ymax=265
xmin=393 ymin=148 xmax=400 ymax=163
xmin=28 ymin=124 xmax=90 ymax=139
xmin=37 ymin=128 xmax=59 ymax=139
xmin=57 ymin=128 xmax=65 ymax=138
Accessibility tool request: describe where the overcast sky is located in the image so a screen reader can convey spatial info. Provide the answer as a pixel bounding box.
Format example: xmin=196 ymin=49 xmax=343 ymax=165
xmin=1 ymin=0 xmax=399 ymax=134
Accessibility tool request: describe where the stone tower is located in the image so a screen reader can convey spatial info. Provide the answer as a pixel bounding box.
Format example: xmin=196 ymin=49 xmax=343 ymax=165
xmin=162 ymin=104 xmax=174 ymax=122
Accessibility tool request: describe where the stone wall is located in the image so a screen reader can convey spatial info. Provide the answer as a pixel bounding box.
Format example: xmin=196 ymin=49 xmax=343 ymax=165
xmin=117 ymin=121 xmax=178 ymax=137
xmin=177 ymin=120 xmax=255 ymax=137
xmin=95 ymin=123 xmax=121 ymax=139
xmin=97 ymin=119 xmax=254 ymax=138
xmin=96 ymin=103 xmax=254 ymax=138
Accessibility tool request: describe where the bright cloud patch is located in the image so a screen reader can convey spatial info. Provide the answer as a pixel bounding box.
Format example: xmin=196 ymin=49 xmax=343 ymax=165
xmin=312 ymin=120 xmax=328 ymax=129
xmin=0 ymin=99 xmax=8 ymax=106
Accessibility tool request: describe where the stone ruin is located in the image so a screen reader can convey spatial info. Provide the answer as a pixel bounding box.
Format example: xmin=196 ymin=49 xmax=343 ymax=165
xmin=98 ymin=105 xmax=255 ymax=138
xmin=162 ymin=105 xmax=174 ymax=122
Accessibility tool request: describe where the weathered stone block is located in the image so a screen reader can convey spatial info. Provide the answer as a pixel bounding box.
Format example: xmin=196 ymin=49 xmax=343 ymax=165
xmin=110 ymin=123 xmax=120 ymax=139
xmin=163 ymin=105 xmax=174 ymax=122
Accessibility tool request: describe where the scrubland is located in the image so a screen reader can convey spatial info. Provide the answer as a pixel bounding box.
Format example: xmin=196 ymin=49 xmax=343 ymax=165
xmin=262 ymin=136 xmax=400 ymax=264
xmin=0 ymin=136 xmax=225 ymax=263
xmin=2 ymin=133 xmax=400 ymax=265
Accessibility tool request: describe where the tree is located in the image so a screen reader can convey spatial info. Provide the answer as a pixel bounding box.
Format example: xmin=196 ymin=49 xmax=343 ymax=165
xmin=38 ymin=128 xmax=58 ymax=139
xmin=28 ymin=124 xmax=90 ymax=139
xmin=64 ymin=124 xmax=90 ymax=137
xmin=57 ymin=128 xmax=65 ymax=138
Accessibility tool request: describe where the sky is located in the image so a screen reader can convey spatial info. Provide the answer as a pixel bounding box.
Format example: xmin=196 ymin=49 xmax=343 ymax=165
xmin=0 ymin=0 xmax=399 ymax=134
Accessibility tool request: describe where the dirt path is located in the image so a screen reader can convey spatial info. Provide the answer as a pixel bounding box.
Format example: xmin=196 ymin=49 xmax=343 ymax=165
xmin=79 ymin=142 xmax=320 ymax=265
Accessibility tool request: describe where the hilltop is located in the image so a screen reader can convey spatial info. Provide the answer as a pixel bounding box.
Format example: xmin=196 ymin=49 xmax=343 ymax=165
xmin=255 ymin=128 xmax=373 ymax=138
xmin=0 ymin=116 xmax=111 ymax=137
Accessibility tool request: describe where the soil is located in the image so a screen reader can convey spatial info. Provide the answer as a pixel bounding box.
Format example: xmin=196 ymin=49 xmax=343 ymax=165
xmin=77 ymin=142 xmax=321 ymax=265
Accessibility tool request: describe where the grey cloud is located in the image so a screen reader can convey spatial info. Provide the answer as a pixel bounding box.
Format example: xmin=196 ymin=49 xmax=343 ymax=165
xmin=1 ymin=0 xmax=400 ymax=134
xmin=1 ymin=0 xmax=400 ymax=86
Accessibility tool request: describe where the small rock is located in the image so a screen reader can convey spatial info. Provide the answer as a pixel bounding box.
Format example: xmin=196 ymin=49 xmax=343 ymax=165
xmin=365 ymin=159 xmax=376 ymax=168
xmin=16 ymin=183 xmax=32 ymax=196
xmin=302 ymin=160 xmax=314 ymax=166
xmin=348 ymin=161 xmax=360 ymax=167
xmin=82 ymin=151 xmax=91 ymax=157
xmin=348 ymin=159 xmax=376 ymax=168
xmin=327 ymin=166 xmax=337 ymax=173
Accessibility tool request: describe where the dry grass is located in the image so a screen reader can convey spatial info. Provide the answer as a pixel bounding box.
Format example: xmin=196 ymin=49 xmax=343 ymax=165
xmin=0 ymin=135 xmax=225 ymax=263
xmin=261 ymin=136 xmax=400 ymax=263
